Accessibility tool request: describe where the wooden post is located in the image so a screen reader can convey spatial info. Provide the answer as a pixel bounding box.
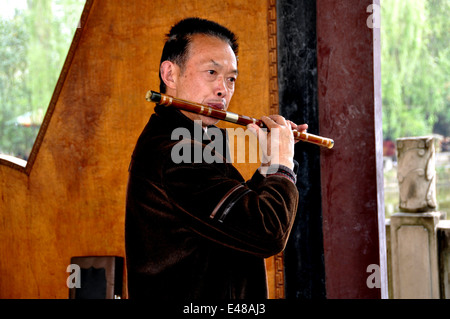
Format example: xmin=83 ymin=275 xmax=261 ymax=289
xmin=316 ymin=0 xmax=388 ymax=298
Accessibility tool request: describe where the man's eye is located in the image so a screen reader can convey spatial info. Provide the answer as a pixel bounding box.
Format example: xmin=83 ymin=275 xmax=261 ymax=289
xmin=228 ymin=77 xmax=236 ymax=83
xmin=208 ymin=70 xmax=216 ymax=75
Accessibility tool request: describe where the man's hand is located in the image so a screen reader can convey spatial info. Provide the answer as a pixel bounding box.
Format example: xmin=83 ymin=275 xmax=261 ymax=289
xmin=248 ymin=116 xmax=308 ymax=170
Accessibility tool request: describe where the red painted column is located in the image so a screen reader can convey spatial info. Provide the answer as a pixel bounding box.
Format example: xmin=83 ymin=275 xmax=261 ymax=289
xmin=316 ymin=0 xmax=388 ymax=298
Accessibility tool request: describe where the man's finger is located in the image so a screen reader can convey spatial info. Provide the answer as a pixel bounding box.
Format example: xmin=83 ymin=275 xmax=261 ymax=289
xmin=297 ymin=123 xmax=308 ymax=132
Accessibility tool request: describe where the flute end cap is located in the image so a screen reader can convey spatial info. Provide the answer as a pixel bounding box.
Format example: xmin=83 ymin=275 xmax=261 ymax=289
xmin=145 ymin=90 xmax=152 ymax=101
xmin=328 ymin=140 xmax=334 ymax=149
xmin=145 ymin=90 xmax=161 ymax=103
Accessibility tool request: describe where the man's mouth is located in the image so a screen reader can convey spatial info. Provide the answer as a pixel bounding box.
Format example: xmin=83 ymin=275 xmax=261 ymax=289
xmin=207 ymin=103 xmax=225 ymax=111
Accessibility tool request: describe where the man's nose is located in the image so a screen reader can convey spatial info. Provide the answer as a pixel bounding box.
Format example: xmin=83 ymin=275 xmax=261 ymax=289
xmin=215 ymin=77 xmax=227 ymax=97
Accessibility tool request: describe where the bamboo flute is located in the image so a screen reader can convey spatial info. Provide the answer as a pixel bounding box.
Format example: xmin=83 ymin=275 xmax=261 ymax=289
xmin=146 ymin=90 xmax=334 ymax=149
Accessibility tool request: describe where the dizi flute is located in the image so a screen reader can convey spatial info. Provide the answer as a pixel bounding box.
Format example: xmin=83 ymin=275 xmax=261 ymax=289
xmin=145 ymin=90 xmax=334 ymax=149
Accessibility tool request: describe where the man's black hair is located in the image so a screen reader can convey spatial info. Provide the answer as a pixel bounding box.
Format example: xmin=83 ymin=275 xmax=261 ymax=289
xmin=159 ymin=17 xmax=239 ymax=93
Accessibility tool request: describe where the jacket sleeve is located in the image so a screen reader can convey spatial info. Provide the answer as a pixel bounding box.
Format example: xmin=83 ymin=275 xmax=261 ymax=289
xmin=162 ymin=160 xmax=299 ymax=258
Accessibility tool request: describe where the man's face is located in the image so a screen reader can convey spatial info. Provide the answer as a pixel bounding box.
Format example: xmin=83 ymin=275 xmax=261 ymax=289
xmin=170 ymin=34 xmax=238 ymax=127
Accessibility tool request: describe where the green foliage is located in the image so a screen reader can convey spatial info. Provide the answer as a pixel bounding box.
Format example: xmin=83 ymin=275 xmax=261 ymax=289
xmin=0 ymin=0 xmax=85 ymax=160
xmin=381 ymin=0 xmax=450 ymax=141
xmin=0 ymin=14 xmax=31 ymax=158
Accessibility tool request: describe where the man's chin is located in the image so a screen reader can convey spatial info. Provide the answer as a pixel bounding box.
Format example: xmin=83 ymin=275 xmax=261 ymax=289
xmin=201 ymin=116 xmax=220 ymax=127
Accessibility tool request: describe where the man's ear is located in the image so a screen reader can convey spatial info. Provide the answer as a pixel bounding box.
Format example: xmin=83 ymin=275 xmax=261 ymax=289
xmin=160 ymin=61 xmax=179 ymax=91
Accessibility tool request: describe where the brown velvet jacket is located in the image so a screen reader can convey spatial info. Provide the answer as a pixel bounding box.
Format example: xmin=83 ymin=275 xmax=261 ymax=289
xmin=125 ymin=105 xmax=299 ymax=300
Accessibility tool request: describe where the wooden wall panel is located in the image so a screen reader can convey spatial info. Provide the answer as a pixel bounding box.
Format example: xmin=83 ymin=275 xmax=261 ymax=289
xmin=0 ymin=0 xmax=277 ymax=298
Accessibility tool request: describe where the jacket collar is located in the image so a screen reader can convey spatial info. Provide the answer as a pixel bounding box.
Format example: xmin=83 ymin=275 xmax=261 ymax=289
xmin=154 ymin=104 xmax=230 ymax=161
xmin=154 ymin=104 xmax=219 ymax=143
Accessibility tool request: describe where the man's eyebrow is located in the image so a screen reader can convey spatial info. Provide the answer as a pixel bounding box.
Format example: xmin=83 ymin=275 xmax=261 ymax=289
xmin=210 ymin=59 xmax=220 ymax=66
xmin=209 ymin=59 xmax=239 ymax=75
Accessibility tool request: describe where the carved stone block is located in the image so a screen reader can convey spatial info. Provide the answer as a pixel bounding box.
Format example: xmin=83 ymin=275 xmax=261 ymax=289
xmin=396 ymin=136 xmax=437 ymax=212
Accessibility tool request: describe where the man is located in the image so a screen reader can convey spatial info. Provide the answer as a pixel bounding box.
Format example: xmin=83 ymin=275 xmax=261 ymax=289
xmin=125 ymin=17 xmax=307 ymax=299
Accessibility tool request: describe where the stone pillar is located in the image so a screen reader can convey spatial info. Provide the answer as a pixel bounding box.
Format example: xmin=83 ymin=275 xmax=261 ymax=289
xmin=390 ymin=136 xmax=443 ymax=299
xmin=390 ymin=212 xmax=442 ymax=298
xmin=438 ymin=221 xmax=450 ymax=299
